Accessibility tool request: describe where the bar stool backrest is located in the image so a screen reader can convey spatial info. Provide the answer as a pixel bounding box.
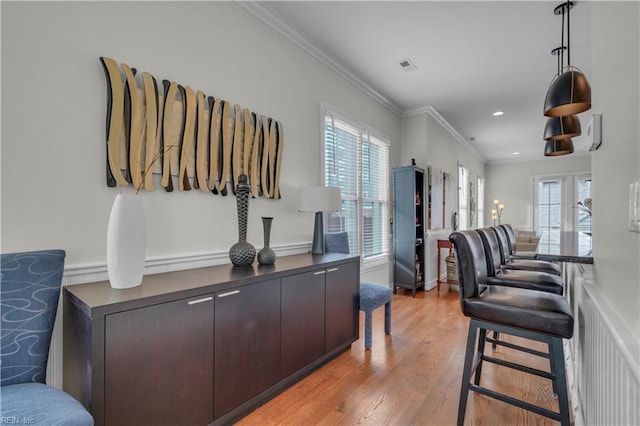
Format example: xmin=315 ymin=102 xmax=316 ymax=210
xmin=476 ymin=228 xmax=503 ymax=276
xmin=449 ymin=230 xmax=489 ymax=313
xmin=491 ymin=226 xmax=512 ymax=264
xmin=499 ymin=224 xmax=517 ymax=254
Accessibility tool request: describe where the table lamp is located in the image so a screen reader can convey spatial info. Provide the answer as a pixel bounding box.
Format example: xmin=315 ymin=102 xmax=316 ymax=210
xmin=298 ymin=186 xmax=341 ymax=254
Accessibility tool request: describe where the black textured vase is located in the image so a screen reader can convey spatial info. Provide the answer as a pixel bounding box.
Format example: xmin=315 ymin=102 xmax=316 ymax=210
xmin=229 ymin=175 xmax=256 ymax=267
xmin=258 ymin=217 xmax=276 ymax=265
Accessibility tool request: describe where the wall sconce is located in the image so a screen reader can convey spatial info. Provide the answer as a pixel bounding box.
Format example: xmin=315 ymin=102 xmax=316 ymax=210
xmin=298 ymin=186 xmax=341 ymax=254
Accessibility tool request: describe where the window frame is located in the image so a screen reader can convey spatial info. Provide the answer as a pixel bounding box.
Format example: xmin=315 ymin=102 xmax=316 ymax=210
xmin=477 ymin=176 xmax=485 ymax=228
xmin=458 ymin=163 xmax=470 ymax=230
xmin=321 ymin=106 xmax=390 ymax=266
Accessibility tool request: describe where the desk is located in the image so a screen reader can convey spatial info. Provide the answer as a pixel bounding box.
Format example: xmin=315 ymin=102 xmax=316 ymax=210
xmin=437 ymin=239 xmax=454 ymax=292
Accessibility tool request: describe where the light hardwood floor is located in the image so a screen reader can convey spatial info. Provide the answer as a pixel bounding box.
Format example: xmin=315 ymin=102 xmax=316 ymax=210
xmin=238 ymin=285 xmax=568 ymax=425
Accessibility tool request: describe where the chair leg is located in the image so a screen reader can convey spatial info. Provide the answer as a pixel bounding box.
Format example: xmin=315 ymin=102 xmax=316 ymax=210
xmin=474 ymin=328 xmax=487 ymax=386
xmin=458 ymin=319 xmax=479 ymax=426
xmin=492 ymin=331 xmax=500 ymax=351
xmin=364 ymin=310 xmax=373 ymax=349
xmin=384 ymin=301 xmax=391 ymax=335
xmin=548 ymin=340 xmax=559 ymax=399
xmin=550 ymin=336 xmax=571 ymax=426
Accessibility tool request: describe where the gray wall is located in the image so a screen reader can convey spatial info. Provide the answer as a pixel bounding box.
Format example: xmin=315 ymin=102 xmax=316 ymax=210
xmin=1 ymin=2 xmax=401 ymax=271
xmin=590 ymin=1 xmax=640 ymax=339
xmin=485 ymin=155 xmax=591 ymax=229
xmin=400 ymin=110 xmax=485 ymax=287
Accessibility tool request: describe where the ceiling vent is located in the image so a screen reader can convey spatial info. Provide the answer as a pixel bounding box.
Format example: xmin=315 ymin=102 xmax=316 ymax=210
xmin=399 ymin=59 xmax=417 ymax=71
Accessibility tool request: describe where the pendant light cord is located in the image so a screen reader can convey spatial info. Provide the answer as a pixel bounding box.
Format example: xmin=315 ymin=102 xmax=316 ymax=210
xmin=566 ymin=1 xmax=571 ymax=67
xmin=561 ymin=3 xmax=565 ymax=72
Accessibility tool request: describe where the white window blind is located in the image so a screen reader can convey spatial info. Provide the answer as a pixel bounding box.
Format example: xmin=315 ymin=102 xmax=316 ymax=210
xmin=477 ymin=176 xmax=485 ymax=228
xmin=458 ymin=164 xmax=470 ymax=230
xmin=537 ymin=179 xmax=562 ymax=254
xmin=323 ymin=109 xmax=389 ymax=261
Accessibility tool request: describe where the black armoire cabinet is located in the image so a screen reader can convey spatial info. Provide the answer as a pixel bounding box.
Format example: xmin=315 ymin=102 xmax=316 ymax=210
xmin=393 ymin=165 xmax=425 ymax=297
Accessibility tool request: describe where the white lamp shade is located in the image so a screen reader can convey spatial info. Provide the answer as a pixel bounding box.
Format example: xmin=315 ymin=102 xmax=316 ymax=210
xmin=298 ymin=186 xmax=341 ymax=212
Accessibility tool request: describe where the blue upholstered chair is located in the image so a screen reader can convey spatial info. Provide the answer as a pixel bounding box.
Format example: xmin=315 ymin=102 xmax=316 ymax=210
xmin=324 ymin=232 xmax=391 ymax=350
xmin=1 ymin=250 xmax=93 ymax=425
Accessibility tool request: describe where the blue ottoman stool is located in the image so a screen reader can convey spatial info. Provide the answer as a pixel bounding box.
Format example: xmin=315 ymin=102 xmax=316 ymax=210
xmin=360 ymin=282 xmax=392 ymax=349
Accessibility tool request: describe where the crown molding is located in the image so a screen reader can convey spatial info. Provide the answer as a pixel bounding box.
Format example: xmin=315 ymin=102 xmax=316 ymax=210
xmin=420 ymin=105 xmax=486 ymax=163
xmin=237 ymin=1 xmax=403 ymax=116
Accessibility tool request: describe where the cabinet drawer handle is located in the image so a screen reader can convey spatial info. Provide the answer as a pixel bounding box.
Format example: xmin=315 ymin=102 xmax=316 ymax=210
xmin=313 ymin=271 xmax=326 ymax=275
xmin=217 ymin=290 xmax=240 ymax=298
xmin=188 ymin=296 xmax=213 ymax=305
xmin=327 ymin=268 xmax=339 ymax=272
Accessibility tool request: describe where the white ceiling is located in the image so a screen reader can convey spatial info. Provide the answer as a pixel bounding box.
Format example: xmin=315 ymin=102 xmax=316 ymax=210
xmin=247 ymin=1 xmax=593 ymax=163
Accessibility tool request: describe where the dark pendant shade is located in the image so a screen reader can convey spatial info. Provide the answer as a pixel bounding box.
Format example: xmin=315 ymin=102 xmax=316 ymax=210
xmin=544 ymin=68 xmax=591 ymax=117
xmin=544 ymin=139 xmax=574 ymax=156
xmin=544 ymin=115 xmax=581 ymax=140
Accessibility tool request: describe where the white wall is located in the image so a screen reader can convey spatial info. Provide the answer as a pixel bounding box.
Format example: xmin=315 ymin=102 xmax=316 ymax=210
xmin=485 ymin=155 xmax=591 ymax=229
xmin=590 ymin=1 xmax=640 ymax=339
xmin=400 ymin=110 xmax=485 ymax=288
xmin=1 ymin=2 xmax=400 ymax=274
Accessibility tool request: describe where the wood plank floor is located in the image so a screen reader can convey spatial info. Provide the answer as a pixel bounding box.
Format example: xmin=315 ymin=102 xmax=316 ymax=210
xmin=238 ymin=285 xmax=570 ymax=425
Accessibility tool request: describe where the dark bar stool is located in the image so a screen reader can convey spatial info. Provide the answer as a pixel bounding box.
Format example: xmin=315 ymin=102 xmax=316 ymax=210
xmin=476 ymin=228 xmax=563 ymax=295
xmin=492 ymin=226 xmax=561 ymax=276
xmin=449 ymin=230 xmax=573 ymax=426
xmin=499 ymin=223 xmax=537 ymax=260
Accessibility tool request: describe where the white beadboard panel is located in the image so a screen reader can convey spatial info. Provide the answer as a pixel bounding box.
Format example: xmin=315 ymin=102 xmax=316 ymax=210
xmin=568 ymin=264 xmax=640 ymax=426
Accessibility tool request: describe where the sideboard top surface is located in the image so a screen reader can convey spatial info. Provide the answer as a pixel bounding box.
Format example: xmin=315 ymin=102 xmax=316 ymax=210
xmin=65 ymin=253 xmax=358 ymax=317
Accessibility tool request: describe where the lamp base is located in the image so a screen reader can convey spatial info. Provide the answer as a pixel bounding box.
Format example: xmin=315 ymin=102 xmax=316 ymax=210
xmin=311 ymin=211 xmax=324 ymax=254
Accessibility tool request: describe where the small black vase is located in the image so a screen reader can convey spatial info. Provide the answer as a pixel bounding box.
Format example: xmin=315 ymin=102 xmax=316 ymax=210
xmin=258 ymin=217 xmax=276 ymax=265
xmin=229 ymin=175 xmax=256 ymax=267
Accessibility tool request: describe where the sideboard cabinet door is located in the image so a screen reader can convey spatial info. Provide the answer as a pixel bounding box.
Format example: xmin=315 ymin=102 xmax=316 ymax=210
xmin=325 ymin=261 xmax=359 ymax=353
xmin=104 ymin=295 xmax=214 ymax=425
xmin=281 ymin=270 xmax=326 ymax=377
xmin=214 ymin=278 xmax=281 ymax=420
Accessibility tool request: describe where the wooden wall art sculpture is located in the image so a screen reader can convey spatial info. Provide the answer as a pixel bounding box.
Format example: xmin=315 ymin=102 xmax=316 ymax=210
xmin=99 ymin=57 xmax=284 ymax=199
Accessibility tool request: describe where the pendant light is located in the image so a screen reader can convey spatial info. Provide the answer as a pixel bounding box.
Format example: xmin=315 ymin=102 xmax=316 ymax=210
xmin=544 ymin=47 xmax=581 ymax=141
xmin=543 ymin=1 xmax=591 ymax=117
xmin=545 ymin=139 xmax=575 ymax=157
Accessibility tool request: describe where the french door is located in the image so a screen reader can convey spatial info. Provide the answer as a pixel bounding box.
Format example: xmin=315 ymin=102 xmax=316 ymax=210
xmin=534 ymin=174 xmax=591 ymax=254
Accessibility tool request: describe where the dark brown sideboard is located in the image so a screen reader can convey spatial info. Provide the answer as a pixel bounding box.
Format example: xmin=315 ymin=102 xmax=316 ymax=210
xmin=63 ymin=253 xmax=360 ymax=426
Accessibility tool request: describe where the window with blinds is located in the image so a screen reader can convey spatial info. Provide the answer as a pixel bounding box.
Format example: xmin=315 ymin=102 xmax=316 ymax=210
xmin=458 ymin=164 xmax=470 ymax=230
xmin=537 ymin=180 xmax=562 ymax=254
xmin=323 ymin=109 xmax=390 ymax=261
xmin=477 ymin=176 xmax=485 ymax=228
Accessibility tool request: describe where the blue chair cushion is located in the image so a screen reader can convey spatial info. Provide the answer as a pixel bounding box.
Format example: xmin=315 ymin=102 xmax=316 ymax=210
xmin=324 ymin=232 xmax=350 ymax=255
xmin=359 ymin=282 xmax=392 ymax=311
xmin=1 ymin=250 xmax=65 ymax=386
xmin=1 ymin=382 xmax=94 ymax=425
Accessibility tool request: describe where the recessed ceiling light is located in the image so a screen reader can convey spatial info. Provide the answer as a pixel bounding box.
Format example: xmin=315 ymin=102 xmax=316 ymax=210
xmin=493 ymin=111 xmax=504 ymax=116
xmin=512 ymin=152 xmax=520 ymax=155
xmin=469 ymin=137 xmax=476 ymax=142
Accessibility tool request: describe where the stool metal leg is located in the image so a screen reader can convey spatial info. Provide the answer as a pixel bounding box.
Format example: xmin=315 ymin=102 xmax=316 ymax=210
xmin=384 ymin=301 xmax=391 ymax=335
xmin=364 ymin=310 xmax=373 ymax=349
xmin=551 ymin=336 xmax=571 ymax=426
xmin=474 ymin=328 xmax=487 ymax=386
xmin=458 ymin=319 xmax=479 ymax=426
xmin=548 ymin=340 xmax=559 ymax=399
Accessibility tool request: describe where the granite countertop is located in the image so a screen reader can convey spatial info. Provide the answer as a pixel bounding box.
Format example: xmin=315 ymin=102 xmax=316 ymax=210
xmin=536 ymin=231 xmax=593 ymax=264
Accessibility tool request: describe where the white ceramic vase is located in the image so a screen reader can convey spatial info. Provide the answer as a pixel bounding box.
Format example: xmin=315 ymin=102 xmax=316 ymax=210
xmin=107 ymin=194 xmax=145 ymax=289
